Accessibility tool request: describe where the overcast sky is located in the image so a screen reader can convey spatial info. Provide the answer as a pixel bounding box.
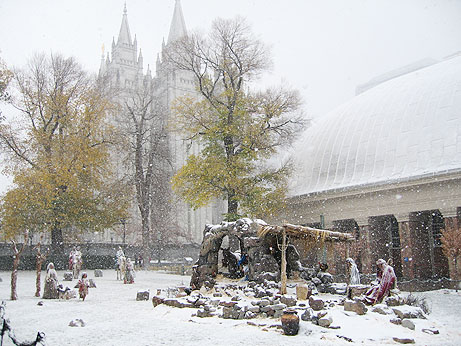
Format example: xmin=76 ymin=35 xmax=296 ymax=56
xmin=0 ymin=0 xmax=460 ymax=192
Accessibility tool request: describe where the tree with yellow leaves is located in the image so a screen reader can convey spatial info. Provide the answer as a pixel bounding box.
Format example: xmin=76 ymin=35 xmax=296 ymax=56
xmin=0 ymin=53 xmax=130 ymax=254
xmin=167 ymin=17 xmax=306 ymax=221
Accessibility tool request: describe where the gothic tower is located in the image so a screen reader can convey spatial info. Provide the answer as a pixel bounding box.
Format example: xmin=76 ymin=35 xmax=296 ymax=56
xmin=99 ymin=3 xmax=144 ymax=90
xmin=101 ymin=1 xmax=225 ymax=245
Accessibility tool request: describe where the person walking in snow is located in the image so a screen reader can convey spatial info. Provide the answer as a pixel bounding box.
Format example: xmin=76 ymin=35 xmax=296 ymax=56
xmin=78 ymin=272 xmax=90 ymax=301
xmin=43 ymin=262 xmax=59 ymax=299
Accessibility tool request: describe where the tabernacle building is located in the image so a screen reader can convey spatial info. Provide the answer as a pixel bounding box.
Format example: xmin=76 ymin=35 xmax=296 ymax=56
xmin=278 ymin=53 xmax=461 ymax=281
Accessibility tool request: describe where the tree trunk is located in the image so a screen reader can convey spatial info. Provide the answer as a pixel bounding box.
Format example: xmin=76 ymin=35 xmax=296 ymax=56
xmin=227 ymin=190 xmax=239 ymax=221
xmin=11 ymin=255 xmax=19 ymax=300
xmin=455 ymin=257 xmax=458 ymax=292
xmin=10 ymin=234 xmax=28 ymax=301
xmin=34 ymin=243 xmax=48 ymax=297
xmin=51 ymin=226 xmax=64 ymax=252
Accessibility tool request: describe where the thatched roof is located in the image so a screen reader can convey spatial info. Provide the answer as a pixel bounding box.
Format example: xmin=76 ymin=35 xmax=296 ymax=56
xmin=257 ymin=223 xmax=355 ymax=242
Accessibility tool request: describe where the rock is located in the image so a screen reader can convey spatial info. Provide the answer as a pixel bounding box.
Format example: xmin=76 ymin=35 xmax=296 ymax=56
xmin=296 ymin=284 xmax=310 ymax=300
xmin=0 ymin=277 xmax=3 ymax=282
xmin=257 ymin=272 xmax=278 ymax=283
xmin=271 ymin=303 xmax=287 ymax=311
xmin=273 ymin=310 xmax=283 ymax=318
xmin=317 ymin=284 xmax=336 ymax=294
xmin=136 ymin=290 xmax=149 ymax=301
xmin=231 ymin=295 xmax=241 ymax=301
xmin=392 ymin=337 xmax=415 ymax=344
xmin=94 ymin=269 xmax=103 ymax=277
xmin=317 ymin=310 xmax=327 ymax=319
xmin=372 ymin=304 xmax=393 ymax=315
xmin=348 ymin=284 xmax=368 ymax=298
xmin=309 ymin=296 xmax=325 ymax=311
xmin=401 ymin=319 xmax=415 ymax=330
xmin=257 ymin=299 xmax=270 ymax=307
xmin=213 ymin=292 xmax=223 ymax=297
xmin=311 ymin=277 xmax=322 ymax=285
xmin=248 ymin=306 xmax=260 ymax=313
xmin=219 ymin=301 xmax=238 ymax=308
xmin=318 ymin=315 xmax=333 ymax=327
xmin=245 ymin=311 xmax=256 ymax=319
xmin=37 ymin=301 xmax=44 ymax=306
xmin=385 ymin=295 xmax=403 ymax=306
xmin=152 ymin=296 xmax=164 ymax=307
xmin=63 ymin=272 xmax=73 ymax=281
xmin=203 ymin=305 xmax=215 ymax=312
xmin=422 ymin=328 xmax=439 ymax=335
xmin=69 ymin=319 xmax=85 ymax=327
xmin=390 ymin=318 xmax=402 ymax=325
xmin=89 ymin=279 xmax=97 ymax=288
xmin=318 ymin=272 xmax=333 ymax=284
xmin=337 ymin=335 xmax=352 ymax=342
xmin=301 ymin=308 xmax=313 ymax=321
xmin=222 ymin=306 xmax=233 ymax=319
xmin=392 ymin=305 xmax=426 ymax=319
xmin=344 ymin=299 xmax=367 ymax=315
xmin=197 ymin=308 xmax=215 ymax=318
xmin=280 ymin=295 xmax=297 ymax=307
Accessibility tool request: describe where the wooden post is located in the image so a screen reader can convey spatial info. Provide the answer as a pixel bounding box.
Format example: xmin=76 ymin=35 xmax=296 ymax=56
xmin=280 ymin=228 xmax=287 ymax=295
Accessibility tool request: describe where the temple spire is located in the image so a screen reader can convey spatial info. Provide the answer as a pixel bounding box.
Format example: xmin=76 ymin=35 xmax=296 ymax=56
xmin=117 ymin=4 xmax=132 ymax=45
xmin=167 ymin=0 xmax=187 ymax=44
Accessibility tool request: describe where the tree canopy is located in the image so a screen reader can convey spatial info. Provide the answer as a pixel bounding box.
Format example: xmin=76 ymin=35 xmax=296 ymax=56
xmin=167 ymin=17 xmax=306 ymax=220
xmin=0 ymin=54 xmax=130 ymax=246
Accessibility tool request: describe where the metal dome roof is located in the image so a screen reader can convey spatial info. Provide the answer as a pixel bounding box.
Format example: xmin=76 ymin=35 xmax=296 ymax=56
xmin=290 ymin=54 xmax=461 ymax=196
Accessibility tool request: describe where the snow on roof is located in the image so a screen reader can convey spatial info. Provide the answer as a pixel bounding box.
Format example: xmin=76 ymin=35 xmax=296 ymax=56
xmin=290 ymin=54 xmax=461 ymax=196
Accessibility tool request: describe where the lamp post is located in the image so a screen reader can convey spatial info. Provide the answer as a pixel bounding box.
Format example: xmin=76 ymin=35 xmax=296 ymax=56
xmin=120 ymin=218 xmax=126 ymax=245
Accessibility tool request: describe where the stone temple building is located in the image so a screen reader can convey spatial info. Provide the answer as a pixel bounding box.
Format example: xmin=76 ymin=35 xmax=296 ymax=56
xmin=276 ymin=53 xmax=461 ymax=281
xmin=98 ymin=1 xmax=225 ymax=245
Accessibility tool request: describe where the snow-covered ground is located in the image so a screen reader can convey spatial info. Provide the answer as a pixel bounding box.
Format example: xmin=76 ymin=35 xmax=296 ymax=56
xmin=0 ymin=270 xmax=460 ymax=346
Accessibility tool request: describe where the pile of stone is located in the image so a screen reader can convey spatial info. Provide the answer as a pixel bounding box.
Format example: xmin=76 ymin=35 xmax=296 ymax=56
xmin=151 ymin=281 xmax=344 ymax=331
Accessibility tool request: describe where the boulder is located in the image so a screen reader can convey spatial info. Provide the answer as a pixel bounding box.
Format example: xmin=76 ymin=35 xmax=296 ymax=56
xmin=392 ymin=305 xmax=426 ymax=319
xmin=89 ymin=279 xmax=97 ymax=288
xmin=318 ymin=272 xmax=333 ymax=284
xmin=311 ymin=277 xmax=322 ymax=286
xmin=69 ymin=319 xmax=85 ymax=327
xmin=390 ymin=318 xmax=402 ymax=325
xmin=301 ymin=308 xmax=313 ymax=321
xmin=152 ymin=296 xmax=164 ymax=307
xmin=63 ymin=272 xmax=73 ymax=281
xmin=372 ymin=304 xmax=393 ymax=315
xmin=385 ymin=295 xmax=403 ymax=306
xmin=318 ymin=315 xmax=333 ymax=328
xmin=136 ymin=290 xmax=150 ymax=301
xmin=280 ymin=295 xmax=297 ymax=307
xmin=348 ymin=284 xmax=368 ymax=298
xmin=392 ymin=337 xmax=415 ymax=344
xmin=94 ymin=269 xmax=103 ymax=277
xmin=309 ymin=296 xmax=325 ymax=311
xmin=344 ymin=299 xmax=368 ymax=315
xmin=401 ymin=319 xmax=415 ymax=330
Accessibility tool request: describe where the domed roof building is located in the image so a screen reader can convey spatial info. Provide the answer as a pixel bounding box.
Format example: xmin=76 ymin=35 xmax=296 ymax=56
xmin=278 ymin=54 xmax=461 ymax=282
